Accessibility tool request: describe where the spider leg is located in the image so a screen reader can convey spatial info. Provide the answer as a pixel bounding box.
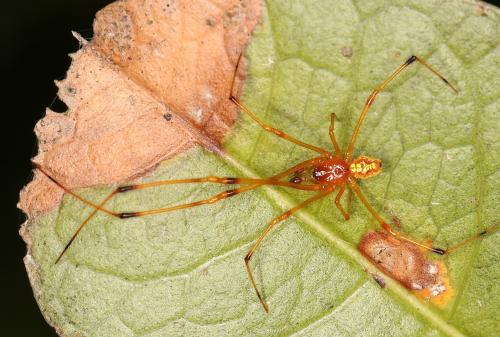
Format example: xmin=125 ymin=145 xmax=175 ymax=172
xmin=230 ymin=53 xmax=332 ymax=157
xmin=37 ymin=157 xmax=325 ymax=262
xmin=329 ymin=113 xmax=342 ymax=157
xmin=348 ymin=178 xmax=445 ymax=254
xmin=245 ymin=188 xmax=334 ymax=312
xmin=334 ymin=184 xmax=349 ymax=220
xmin=445 ymin=223 xmax=499 ymax=254
xmin=345 ymin=55 xmax=457 ymax=161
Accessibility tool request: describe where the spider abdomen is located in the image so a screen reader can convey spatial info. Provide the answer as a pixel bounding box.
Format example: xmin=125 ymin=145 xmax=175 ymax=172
xmin=350 ymin=155 xmax=382 ymax=179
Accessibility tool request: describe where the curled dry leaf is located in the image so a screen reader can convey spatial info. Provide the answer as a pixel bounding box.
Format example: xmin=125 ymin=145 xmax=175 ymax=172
xmin=19 ymin=0 xmax=261 ymax=217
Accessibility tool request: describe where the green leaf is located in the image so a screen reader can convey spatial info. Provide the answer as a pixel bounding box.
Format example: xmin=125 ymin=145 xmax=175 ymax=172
xmin=26 ymin=1 xmax=499 ymax=336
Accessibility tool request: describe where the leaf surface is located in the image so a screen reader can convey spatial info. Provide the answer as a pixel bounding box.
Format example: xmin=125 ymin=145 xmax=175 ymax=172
xmin=22 ymin=0 xmax=500 ymax=336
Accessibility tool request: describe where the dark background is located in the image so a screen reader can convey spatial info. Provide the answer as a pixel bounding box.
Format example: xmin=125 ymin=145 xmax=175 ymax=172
xmin=3 ymin=0 xmax=500 ymax=336
xmin=3 ymin=1 xmax=114 ymax=336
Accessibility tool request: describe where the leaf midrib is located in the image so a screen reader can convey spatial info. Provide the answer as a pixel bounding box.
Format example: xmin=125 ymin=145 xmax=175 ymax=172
xmin=229 ymin=4 xmax=466 ymax=335
xmin=67 ymin=3 xmax=480 ymax=335
xmin=221 ymin=150 xmax=467 ymax=337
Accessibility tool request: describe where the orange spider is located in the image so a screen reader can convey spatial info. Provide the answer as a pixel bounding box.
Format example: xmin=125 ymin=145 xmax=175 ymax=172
xmin=37 ymin=54 xmax=459 ymax=313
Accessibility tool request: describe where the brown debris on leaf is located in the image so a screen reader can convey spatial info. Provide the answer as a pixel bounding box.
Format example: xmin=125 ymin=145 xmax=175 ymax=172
xmin=19 ymin=0 xmax=261 ymax=217
xmin=359 ymin=231 xmax=453 ymax=307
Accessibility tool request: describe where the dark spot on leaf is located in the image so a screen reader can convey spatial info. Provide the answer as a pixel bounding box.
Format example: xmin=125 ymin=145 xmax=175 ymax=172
xmin=206 ymin=18 xmax=216 ymax=26
xmin=341 ymin=46 xmax=353 ymax=58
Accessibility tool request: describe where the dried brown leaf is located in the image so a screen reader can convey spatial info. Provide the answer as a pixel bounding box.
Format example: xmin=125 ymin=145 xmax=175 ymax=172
xmin=19 ymin=0 xmax=261 ymax=216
